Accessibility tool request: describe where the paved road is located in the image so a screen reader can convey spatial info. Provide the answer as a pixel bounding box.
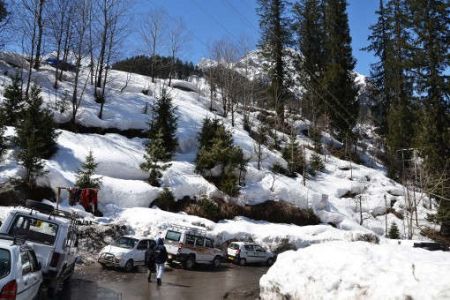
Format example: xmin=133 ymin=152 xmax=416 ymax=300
xmin=61 ymin=263 xmax=267 ymax=300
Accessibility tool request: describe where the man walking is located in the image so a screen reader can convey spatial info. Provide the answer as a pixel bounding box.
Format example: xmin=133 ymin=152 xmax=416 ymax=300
xmin=154 ymin=238 xmax=168 ymax=286
xmin=145 ymin=242 xmax=156 ymax=282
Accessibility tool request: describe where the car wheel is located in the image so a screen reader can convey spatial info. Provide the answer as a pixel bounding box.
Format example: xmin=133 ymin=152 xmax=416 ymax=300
xmin=124 ymin=259 xmax=134 ymax=272
xmin=212 ymin=256 xmax=221 ymax=269
xmin=239 ymin=258 xmax=246 ymax=266
xmin=266 ymin=258 xmax=274 ymax=266
xmin=184 ymin=256 xmax=195 ymax=270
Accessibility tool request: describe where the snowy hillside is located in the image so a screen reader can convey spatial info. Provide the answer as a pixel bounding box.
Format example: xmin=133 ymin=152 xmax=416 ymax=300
xmin=0 ymin=51 xmax=436 ymax=242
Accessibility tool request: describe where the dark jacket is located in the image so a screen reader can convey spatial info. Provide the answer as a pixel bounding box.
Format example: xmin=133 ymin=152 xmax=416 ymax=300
xmin=154 ymin=238 xmax=168 ymax=264
xmin=145 ymin=247 xmax=156 ymax=270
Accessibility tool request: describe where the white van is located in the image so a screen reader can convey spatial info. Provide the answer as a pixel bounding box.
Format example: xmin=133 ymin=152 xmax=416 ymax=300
xmin=0 ymin=201 xmax=79 ymax=296
xmin=164 ymin=225 xmax=223 ymax=270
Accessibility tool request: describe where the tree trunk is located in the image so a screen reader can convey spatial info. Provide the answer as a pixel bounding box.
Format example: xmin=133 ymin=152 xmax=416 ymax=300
xmin=33 ymin=0 xmax=45 ymax=70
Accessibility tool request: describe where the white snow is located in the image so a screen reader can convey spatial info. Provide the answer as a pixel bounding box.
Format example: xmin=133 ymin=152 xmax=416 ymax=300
xmin=260 ymin=241 xmax=450 ymax=300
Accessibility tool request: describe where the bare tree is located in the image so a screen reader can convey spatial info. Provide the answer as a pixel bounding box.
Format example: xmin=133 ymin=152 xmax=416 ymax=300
xmin=46 ymin=0 xmax=73 ymax=88
xmin=168 ymin=17 xmax=188 ymax=86
xmin=70 ymin=0 xmax=92 ymax=125
xmin=140 ymin=8 xmax=167 ymax=83
xmin=33 ymin=0 xmax=45 ymax=70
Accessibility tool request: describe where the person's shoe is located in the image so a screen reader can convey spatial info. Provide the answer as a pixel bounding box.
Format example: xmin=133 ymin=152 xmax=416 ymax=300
xmin=157 ymin=278 xmax=161 ymax=286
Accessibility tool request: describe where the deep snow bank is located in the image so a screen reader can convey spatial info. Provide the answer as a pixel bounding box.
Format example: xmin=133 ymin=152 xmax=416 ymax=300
xmin=260 ymin=241 xmax=450 ymax=300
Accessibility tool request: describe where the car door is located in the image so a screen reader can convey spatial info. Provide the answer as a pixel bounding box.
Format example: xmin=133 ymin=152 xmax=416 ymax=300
xmin=254 ymin=246 xmax=267 ymax=263
xmin=17 ymin=250 xmax=34 ymax=300
xmin=204 ymin=238 xmax=215 ymax=262
xmin=243 ymin=245 xmax=255 ymax=263
xmin=26 ymin=249 xmax=42 ymax=298
xmin=194 ymin=236 xmax=206 ymax=262
xmin=135 ymin=240 xmax=148 ymax=265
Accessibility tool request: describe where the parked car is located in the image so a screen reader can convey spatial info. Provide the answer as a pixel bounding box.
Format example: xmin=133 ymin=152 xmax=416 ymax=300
xmin=164 ymin=225 xmax=224 ymax=270
xmin=227 ymin=242 xmax=275 ymax=266
xmin=413 ymin=242 xmax=449 ymax=251
xmin=0 ymin=200 xmax=79 ymax=296
xmin=98 ymin=236 xmax=156 ymax=272
xmin=0 ymin=234 xmax=43 ymax=300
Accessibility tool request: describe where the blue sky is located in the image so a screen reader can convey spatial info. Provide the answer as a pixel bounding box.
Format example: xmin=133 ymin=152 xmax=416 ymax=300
xmin=129 ymin=0 xmax=379 ymax=75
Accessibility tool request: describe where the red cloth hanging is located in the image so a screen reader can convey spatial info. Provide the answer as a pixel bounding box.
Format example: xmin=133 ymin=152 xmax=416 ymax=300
xmin=80 ymin=189 xmax=91 ymax=211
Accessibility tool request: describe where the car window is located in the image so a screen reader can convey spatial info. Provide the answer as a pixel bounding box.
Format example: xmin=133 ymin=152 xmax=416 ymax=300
xmin=165 ymin=230 xmax=181 ymax=242
xmin=113 ymin=237 xmax=138 ymax=249
xmin=185 ymin=234 xmax=195 ymax=246
xmin=149 ymin=240 xmax=156 ymax=249
xmin=229 ymin=243 xmax=239 ymax=250
xmin=0 ymin=249 xmax=11 ymax=279
xmin=27 ymin=250 xmax=39 ymax=272
xmin=205 ymin=239 xmax=213 ymax=248
xmin=137 ymin=240 xmax=148 ymax=250
xmin=255 ymin=246 xmax=265 ymax=252
xmin=9 ymin=215 xmax=58 ymax=245
xmin=244 ymin=245 xmax=254 ymax=251
xmin=21 ymin=251 xmax=32 ymax=275
xmin=195 ymin=237 xmax=205 ymax=247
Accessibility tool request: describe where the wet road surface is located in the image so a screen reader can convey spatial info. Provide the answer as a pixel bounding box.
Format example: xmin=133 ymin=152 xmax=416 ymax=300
xmin=62 ymin=263 xmax=267 ymax=300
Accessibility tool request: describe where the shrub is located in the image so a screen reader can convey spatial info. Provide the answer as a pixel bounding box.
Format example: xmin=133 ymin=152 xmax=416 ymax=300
xmin=152 ymin=188 xmax=176 ymax=211
xmin=388 ymin=222 xmax=400 ymax=239
xmin=309 ymin=153 xmax=325 ymax=176
xmin=271 ymin=163 xmax=291 ymax=176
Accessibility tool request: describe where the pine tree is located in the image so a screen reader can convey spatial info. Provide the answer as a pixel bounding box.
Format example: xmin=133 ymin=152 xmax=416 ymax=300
xmin=75 ymin=150 xmax=102 ymax=189
xmin=140 ymin=129 xmax=171 ymax=186
xmin=364 ymin=0 xmax=392 ymax=135
xmin=322 ymin=0 xmax=359 ymax=141
xmin=293 ymin=0 xmax=325 ymax=121
xmin=0 ymin=112 xmax=6 ymax=160
xmin=15 ymin=85 xmax=59 ymax=187
xmin=148 ymin=89 xmax=178 ymax=160
xmin=388 ymin=222 xmax=400 ymax=239
xmin=195 ymin=118 xmax=246 ymax=196
xmin=309 ymin=153 xmax=325 ymax=176
xmin=0 ymin=0 xmax=7 ymax=25
xmin=257 ymin=0 xmax=291 ymax=126
xmin=282 ymin=131 xmax=305 ymax=176
xmin=408 ymin=0 xmax=449 ymax=236
xmin=0 ymin=74 xmax=24 ymax=126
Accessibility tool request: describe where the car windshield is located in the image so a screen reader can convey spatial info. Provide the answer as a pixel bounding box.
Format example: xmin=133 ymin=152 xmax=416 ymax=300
xmin=0 ymin=249 xmax=11 ymax=279
xmin=165 ymin=230 xmax=181 ymax=242
xmin=113 ymin=237 xmax=138 ymax=249
xmin=9 ymin=215 xmax=58 ymax=245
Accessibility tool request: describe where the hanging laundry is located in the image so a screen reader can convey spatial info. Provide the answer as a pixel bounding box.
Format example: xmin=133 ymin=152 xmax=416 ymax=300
xmin=80 ymin=188 xmax=92 ymax=212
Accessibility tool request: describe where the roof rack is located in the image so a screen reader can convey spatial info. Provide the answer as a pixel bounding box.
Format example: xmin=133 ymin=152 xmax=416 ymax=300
xmin=167 ymin=224 xmax=208 ymax=236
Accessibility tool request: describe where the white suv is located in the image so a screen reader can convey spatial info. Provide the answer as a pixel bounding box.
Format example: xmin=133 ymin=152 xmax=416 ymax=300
xmin=0 ymin=200 xmax=79 ymax=296
xmin=0 ymin=235 xmax=43 ymax=300
xmin=98 ymin=236 xmax=156 ymax=272
xmin=227 ymin=242 xmax=275 ymax=266
xmin=164 ymin=225 xmax=224 ymax=270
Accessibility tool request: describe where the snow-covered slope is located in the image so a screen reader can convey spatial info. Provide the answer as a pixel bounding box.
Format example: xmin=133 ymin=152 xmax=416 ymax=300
xmin=0 ymin=53 xmax=435 ymax=240
xmin=260 ymin=241 xmax=450 ymax=300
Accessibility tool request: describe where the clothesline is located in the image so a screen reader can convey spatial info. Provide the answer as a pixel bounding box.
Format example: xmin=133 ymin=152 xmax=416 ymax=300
xmin=56 ymin=186 xmax=100 ymax=215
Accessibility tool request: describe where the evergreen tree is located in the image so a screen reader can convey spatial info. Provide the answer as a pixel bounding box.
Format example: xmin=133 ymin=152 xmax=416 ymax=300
xmin=282 ymin=131 xmax=305 ymax=176
xmin=75 ymin=150 xmax=102 ymax=189
xmin=293 ymin=0 xmax=325 ymax=121
xmin=140 ymin=129 xmax=171 ymax=186
xmin=409 ymin=0 xmax=449 ymax=236
xmin=148 ymin=89 xmax=178 ymax=160
xmin=257 ymin=0 xmax=292 ymax=126
xmin=15 ymin=85 xmax=59 ymax=187
xmin=0 ymin=112 xmax=5 ymax=160
xmin=309 ymin=153 xmax=325 ymax=176
xmin=0 ymin=0 xmax=7 ymax=25
xmin=0 ymin=74 xmax=24 ymax=126
xmin=388 ymin=222 xmax=400 ymax=239
xmin=196 ymin=118 xmax=246 ymax=196
xmin=364 ymin=0 xmax=392 ymax=135
xmin=322 ymin=0 xmax=359 ymax=141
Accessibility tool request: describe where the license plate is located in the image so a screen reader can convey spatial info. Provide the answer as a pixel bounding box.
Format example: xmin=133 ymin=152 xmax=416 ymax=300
xmin=228 ymin=256 xmax=234 ymax=260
